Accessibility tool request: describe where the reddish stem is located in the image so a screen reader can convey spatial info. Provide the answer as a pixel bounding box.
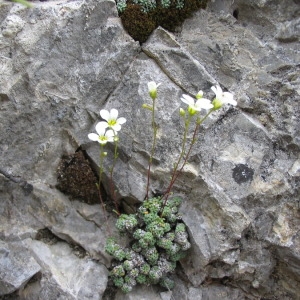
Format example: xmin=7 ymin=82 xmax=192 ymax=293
xmin=161 ymin=109 xmax=213 ymax=214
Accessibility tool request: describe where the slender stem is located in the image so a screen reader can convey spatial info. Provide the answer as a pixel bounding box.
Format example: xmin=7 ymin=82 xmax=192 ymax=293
xmin=161 ymin=109 xmax=213 ymax=213
xmin=109 ymin=134 xmax=120 ymax=215
xmin=146 ymin=98 xmax=158 ymax=199
xmin=171 ymin=109 xmax=213 ymax=185
xmin=162 ymin=114 xmax=192 ymax=200
xmin=168 ymin=123 xmax=199 ymax=189
xmin=98 ymin=144 xmax=111 ymax=234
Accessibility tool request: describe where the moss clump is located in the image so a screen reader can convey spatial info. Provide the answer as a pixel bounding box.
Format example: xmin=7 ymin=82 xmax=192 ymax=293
xmin=119 ymin=0 xmax=208 ymax=43
xmin=120 ymin=4 xmax=156 ymax=43
xmin=56 ymin=151 xmax=99 ymax=204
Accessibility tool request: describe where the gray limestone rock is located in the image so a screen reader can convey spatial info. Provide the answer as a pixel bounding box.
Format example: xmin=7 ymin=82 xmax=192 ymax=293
xmin=0 ymin=0 xmax=139 ymax=186
xmin=142 ymin=27 xmax=217 ymax=94
xmin=188 ymin=285 xmax=246 ymax=300
xmin=30 ymin=182 xmax=113 ymax=265
xmin=0 ymin=240 xmax=41 ymax=295
xmin=19 ymin=239 xmax=108 ymax=300
xmin=1 ymin=0 xmax=300 ymax=299
xmin=114 ymin=284 xmax=162 ymax=300
xmin=0 ymin=0 xmax=139 ymax=297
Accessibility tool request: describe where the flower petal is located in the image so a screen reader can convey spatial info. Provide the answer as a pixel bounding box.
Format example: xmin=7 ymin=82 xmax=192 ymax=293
xmin=181 ymin=94 xmax=194 ymax=106
xmin=148 ymin=81 xmax=156 ymax=92
xmin=105 ymin=129 xmax=115 ymax=138
xmin=95 ymin=122 xmax=107 ymax=135
xmin=223 ymin=92 xmax=236 ymax=105
xmin=99 ymin=139 xmax=108 ymax=145
xmin=100 ymin=109 xmax=110 ymax=121
xmin=211 ymin=85 xmax=217 ymax=95
xmin=117 ymin=117 xmax=126 ymax=125
xmin=211 ymin=85 xmax=222 ymax=98
xmin=195 ymin=98 xmax=213 ymax=109
xmin=88 ymin=133 xmax=99 ymax=141
xmin=110 ymin=108 xmax=118 ymax=120
xmin=98 ymin=121 xmax=109 ymax=128
xmin=112 ymin=124 xmax=122 ymax=131
xmin=228 ymin=98 xmax=237 ymax=106
xmin=105 ymin=130 xmax=115 ymax=142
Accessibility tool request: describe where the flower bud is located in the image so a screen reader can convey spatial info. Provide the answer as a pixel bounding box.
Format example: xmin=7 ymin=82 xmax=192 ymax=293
xmin=147 ymin=81 xmax=161 ymax=100
xmin=196 ymin=90 xmax=203 ymax=99
xmin=179 ymin=108 xmax=186 ymax=117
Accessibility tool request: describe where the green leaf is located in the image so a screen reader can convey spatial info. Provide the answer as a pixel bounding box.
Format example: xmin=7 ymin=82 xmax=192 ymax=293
xmin=11 ymin=0 xmax=33 ymax=8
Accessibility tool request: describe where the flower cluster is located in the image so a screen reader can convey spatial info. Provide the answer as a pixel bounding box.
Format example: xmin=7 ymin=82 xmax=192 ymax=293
xmin=105 ymin=197 xmax=190 ymax=293
xmin=88 ymin=109 xmax=126 ymax=145
xmin=180 ymin=85 xmax=236 ymax=117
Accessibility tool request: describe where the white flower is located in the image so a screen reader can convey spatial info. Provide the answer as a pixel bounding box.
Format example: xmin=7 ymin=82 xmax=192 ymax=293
xmin=99 ymin=108 xmax=126 ymax=132
xmin=181 ymin=94 xmax=213 ymax=116
xmin=88 ymin=122 xmax=114 ymax=145
xmin=148 ymin=81 xmax=161 ymax=100
xmin=211 ymin=85 xmax=237 ymax=109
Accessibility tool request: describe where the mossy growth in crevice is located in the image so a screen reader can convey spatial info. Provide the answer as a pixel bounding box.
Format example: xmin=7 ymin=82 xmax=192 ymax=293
xmin=56 ymin=150 xmax=102 ymax=204
xmin=119 ymin=0 xmax=208 ymax=43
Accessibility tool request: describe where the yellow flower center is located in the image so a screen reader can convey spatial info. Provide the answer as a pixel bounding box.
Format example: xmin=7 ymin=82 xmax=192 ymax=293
xmin=108 ymin=119 xmax=117 ymax=126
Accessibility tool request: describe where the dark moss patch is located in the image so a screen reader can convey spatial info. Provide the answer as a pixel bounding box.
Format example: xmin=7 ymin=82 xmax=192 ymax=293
xmin=121 ymin=4 xmax=156 ymax=43
xmin=56 ymin=151 xmax=100 ymax=204
xmin=155 ymin=0 xmax=207 ymax=31
xmin=119 ymin=0 xmax=208 ymax=43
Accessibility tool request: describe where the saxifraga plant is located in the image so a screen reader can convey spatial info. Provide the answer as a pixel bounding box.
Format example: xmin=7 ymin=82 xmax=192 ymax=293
xmin=89 ymin=81 xmax=236 ymax=293
xmin=105 ymin=196 xmax=190 ymax=293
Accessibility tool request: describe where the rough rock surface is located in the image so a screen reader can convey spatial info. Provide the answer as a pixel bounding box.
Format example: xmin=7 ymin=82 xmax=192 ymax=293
xmin=0 ymin=0 xmax=299 ymax=299
xmin=0 ymin=240 xmax=41 ymax=295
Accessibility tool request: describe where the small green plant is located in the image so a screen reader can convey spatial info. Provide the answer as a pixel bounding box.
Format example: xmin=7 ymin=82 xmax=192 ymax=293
xmin=88 ymin=81 xmax=236 ymax=292
xmin=105 ymin=196 xmax=188 ymax=293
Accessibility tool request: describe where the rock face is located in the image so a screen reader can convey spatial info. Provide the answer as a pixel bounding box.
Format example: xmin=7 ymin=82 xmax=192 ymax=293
xmin=0 ymin=0 xmax=299 ymax=299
